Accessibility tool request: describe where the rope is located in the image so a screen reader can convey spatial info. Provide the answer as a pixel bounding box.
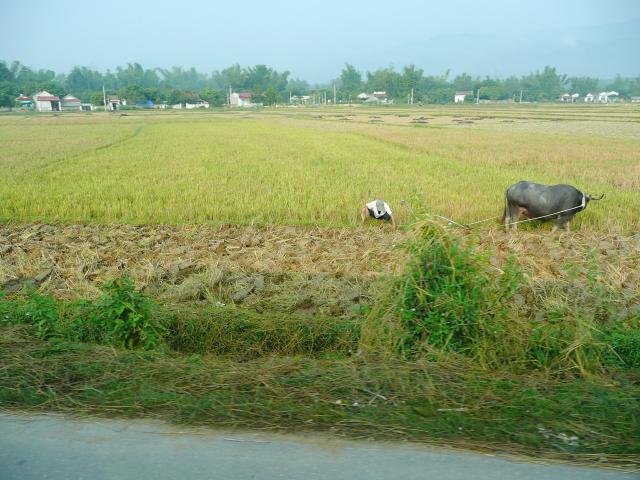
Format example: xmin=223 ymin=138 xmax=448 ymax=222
xmin=432 ymin=214 xmax=469 ymax=228
xmin=465 ymin=215 xmax=502 ymax=227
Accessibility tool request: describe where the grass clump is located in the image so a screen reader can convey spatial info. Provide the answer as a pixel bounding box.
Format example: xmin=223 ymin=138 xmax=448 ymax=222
xmin=167 ymin=306 xmax=359 ymax=358
xmin=0 ymin=278 xmax=359 ymax=358
xmin=372 ymin=221 xmax=639 ymax=376
xmin=0 ymin=288 xmax=60 ymax=340
xmin=395 ymin=222 xmax=524 ymax=363
xmin=1 ymin=278 xmax=166 ymax=350
xmin=91 ymin=277 xmax=162 ymax=349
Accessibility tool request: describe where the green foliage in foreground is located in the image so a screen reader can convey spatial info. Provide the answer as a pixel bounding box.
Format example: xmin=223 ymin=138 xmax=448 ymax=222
xmin=1 ymin=279 xmax=164 ymax=350
xmin=399 ymin=223 xmax=522 ymax=355
xmin=1 ymin=326 xmax=639 ymax=460
xmin=2 ymin=225 xmax=640 ymax=460
xmin=0 ymin=280 xmax=360 ymax=358
xmin=2 ymin=224 xmax=639 ymax=374
xmin=365 ymin=222 xmax=640 ymax=375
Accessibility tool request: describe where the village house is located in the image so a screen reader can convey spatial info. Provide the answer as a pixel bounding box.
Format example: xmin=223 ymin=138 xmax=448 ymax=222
xmin=16 ymin=95 xmax=33 ymax=109
xmin=33 ymin=91 xmax=61 ymax=112
xmin=560 ymin=93 xmax=580 ymax=102
xmin=185 ymin=99 xmax=209 ymax=109
xmin=454 ymin=91 xmax=473 ymax=103
xmin=61 ymin=94 xmax=82 ymax=111
xmin=229 ymin=92 xmax=252 ymax=107
xmin=107 ymin=95 xmax=121 ymax=111
xmin=290 ymin=95 xmax=311 ymax=105
xmin=597 ymin=91 xmax=618 ymax=103
xmin=359 ymin=91 xmax=390 ymax=104
xmin=584 ymin=93 xmax=595 ymax=102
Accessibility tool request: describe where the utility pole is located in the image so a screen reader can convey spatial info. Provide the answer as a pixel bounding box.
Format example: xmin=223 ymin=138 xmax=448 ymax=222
xmin=333 ymin=83 xmax=336 ymax=104
xmin=102 ymin=85 xmax=107 ymax=112
xmin=519 ymin=90 xmax=523 ymax=103
xmin=476 ymin=88 xmax=480 ymax=104
xmin=411 ymin=88 xmax=414 ymax=105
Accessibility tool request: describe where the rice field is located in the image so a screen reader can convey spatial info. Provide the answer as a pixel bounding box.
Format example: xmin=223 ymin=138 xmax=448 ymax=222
xmin=2 ymin=106 xmax=640 ymax=462
xmin=1 ymin=105 xmax=639 ymax=231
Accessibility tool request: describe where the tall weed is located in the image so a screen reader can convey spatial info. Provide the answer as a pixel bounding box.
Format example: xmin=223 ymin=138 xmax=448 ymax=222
xmin=387 ymin=222 xmax=636 ymax=375
xmin=92 ymin=277 xmax=164 ymax=349
xmin=397 ymin=222 xmax=524 ymax=362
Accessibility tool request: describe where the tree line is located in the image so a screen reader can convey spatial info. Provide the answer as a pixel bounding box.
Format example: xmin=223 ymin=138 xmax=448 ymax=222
xmin=1 ymin=60 xmax=639 ymax=108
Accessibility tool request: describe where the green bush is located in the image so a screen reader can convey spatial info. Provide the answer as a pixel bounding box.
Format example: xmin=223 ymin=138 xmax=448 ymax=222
xmin=398 ymin=222 xmax=523 ymax=360
xmin=20 ymin=290 xmax=60 ymax=340
xmin=0 ymin=291 xmax=19 ymax=326
xmin=393 ymin=222 xmax=638 ymax=376
xmin=0 ymin=288 xmax=60 ymax=339
xmin=602 ymin=320 xmax=640 ymax=369
xmin=399 ymin=224 xmax=487 ymax=353
xmin=92 ymin=277 xmax=164 ymax=350
xmin=0 ymin=278 xmax=163 ymax=349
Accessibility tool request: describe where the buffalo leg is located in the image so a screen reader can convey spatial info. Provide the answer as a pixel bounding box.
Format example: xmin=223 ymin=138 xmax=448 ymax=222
xmin=553 ymin=214 xmax=572 ymax=233
xmin=504 ymin=204 xmax=521 ymax=231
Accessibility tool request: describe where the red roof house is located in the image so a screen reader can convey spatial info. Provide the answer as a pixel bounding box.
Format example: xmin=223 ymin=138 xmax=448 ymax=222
xmin=33 ymin=91 xmax=61 ymax=112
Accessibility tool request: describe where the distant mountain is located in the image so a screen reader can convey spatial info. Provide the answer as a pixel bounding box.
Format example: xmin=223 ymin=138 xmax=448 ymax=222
xmin=348 ymin=19 xmax=640 ymax=79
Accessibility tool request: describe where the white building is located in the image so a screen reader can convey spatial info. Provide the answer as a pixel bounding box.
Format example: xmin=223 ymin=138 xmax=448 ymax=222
xmin=107 ymin=96 xmax=121 ymax=111
xmin=359 ymin=91 xmax=390 ymax=104
xmin=290 ymin=95 xmax=311 ymax=105
xmin=584 ymin=93 xmax=595 ymax=102
xmin=597 ymin=91 xmax=619 ymax=103
xmin=230 ymin=92 xmax=252 ymax=107
xmin=61 ymin=94 xmax=82 ymax=111
xmin=185 ymin=100 xmax=209 ymax=109
xmin=33 ymin=91 xmax=61 ymax=112
xmin=454 ymin=91 xmax=473 ymax=103
xmin=560 ymin=93 xmax=580 ymax=103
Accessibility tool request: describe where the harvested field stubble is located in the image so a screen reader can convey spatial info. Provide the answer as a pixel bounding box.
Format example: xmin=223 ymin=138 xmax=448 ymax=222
xmin=2 ymin=223 xmax=639 ymax=336
xmin=0 ymin=223 xmax=405 ymax=316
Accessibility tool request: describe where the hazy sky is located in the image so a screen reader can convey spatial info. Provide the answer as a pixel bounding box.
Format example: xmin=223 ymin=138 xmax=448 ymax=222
xmin=2 ymin=0 xmax=639 ymax=82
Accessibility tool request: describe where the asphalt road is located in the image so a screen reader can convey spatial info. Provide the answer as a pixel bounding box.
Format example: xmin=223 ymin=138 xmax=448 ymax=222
xmin=1 ymin=412 xmax=637 ymax=480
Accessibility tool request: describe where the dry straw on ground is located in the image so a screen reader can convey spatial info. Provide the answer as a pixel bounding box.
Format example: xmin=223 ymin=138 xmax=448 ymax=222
xmin=2 ymin=222 xmax=638 ymax=318
xmin=0 ymin=223 xmax=406 ymax=316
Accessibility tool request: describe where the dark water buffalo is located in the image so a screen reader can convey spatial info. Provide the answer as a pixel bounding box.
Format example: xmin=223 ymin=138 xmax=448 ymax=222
xmin=503 ymin=181 xmax=604 ymax=231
